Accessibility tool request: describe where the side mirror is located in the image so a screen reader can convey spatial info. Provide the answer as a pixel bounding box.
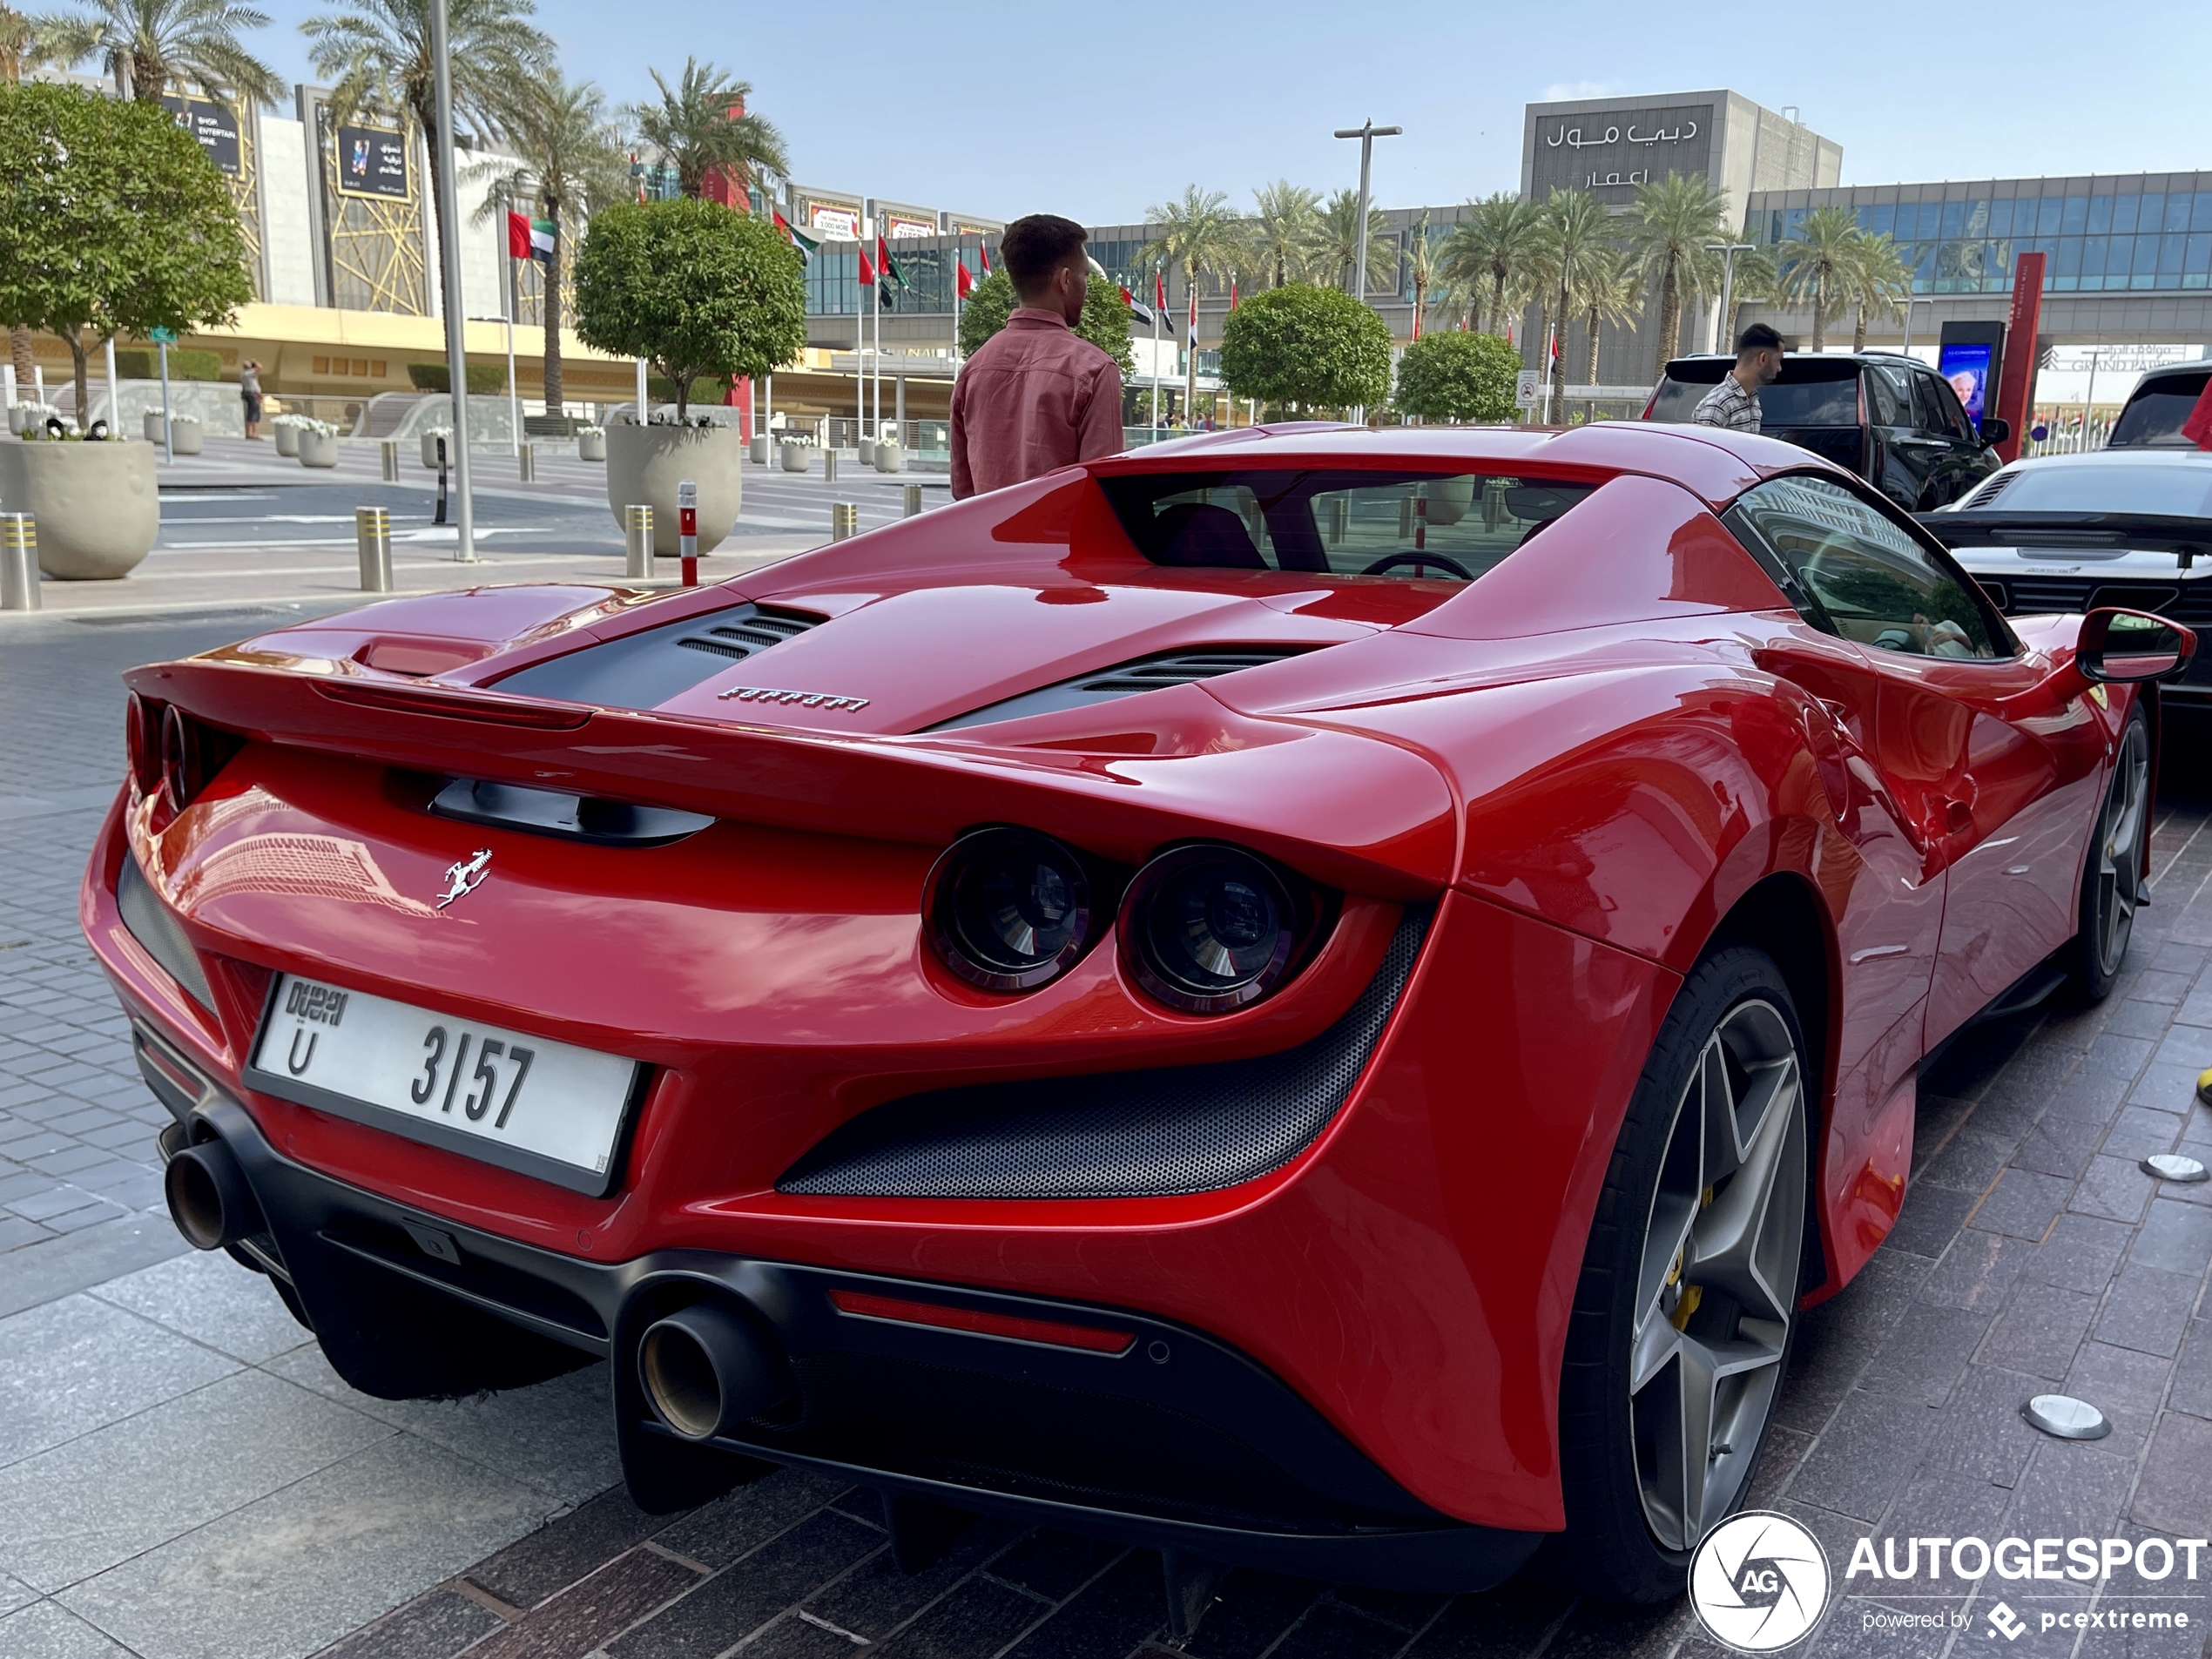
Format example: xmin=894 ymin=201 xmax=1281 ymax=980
xmin=2080 ymin=607 xmax=2196 ymax=684
xmin=1978 ymin=416 xmax=2010 ymax=446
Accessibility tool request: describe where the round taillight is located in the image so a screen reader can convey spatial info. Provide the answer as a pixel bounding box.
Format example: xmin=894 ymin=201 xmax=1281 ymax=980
xmin=926 ymin=827 xmax=1094 ymax=992
xmin=1121 ymin=845 xmax=1305 ymax=1014
xmin=125 ymin=693 xmax=162 ymax=795
xmin=159 ymin=704 xmax=197 ymax=814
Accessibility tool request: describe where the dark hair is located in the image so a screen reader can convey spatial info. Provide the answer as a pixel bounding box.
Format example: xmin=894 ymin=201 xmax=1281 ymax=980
xmin=1736 ymin=323 xmax=1784 ymax=356
xmin=1001 ymin=214 xmax=1089 ymax=297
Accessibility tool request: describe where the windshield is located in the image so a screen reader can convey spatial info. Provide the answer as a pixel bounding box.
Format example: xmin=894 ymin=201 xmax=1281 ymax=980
xmin=1096 ymin=469 xmax=1597 ymax=581
xmin=1648 ymin=370 xmax=1862 ymax=428
xmin=1966 ymin=462 xmax=2212 ymax=516
xmin=2109 ymin=374 xmax=2210 ymax=448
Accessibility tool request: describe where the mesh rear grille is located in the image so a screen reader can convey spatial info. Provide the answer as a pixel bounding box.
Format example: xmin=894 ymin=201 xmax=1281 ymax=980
xmin=928 ymin=645 xmax=1317 ymax=732
xmin=491 ymin=603 xmax=826 ymax=709
xmin=1960 ymin=471 xmax=2017 ymax=509
xmin=779 ymin=907 xmax=1430 ymax=1199
xmin=674 ymin=607 xmax=822 ymax=659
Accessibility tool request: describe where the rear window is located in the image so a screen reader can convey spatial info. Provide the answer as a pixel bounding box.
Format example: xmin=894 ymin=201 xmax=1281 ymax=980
xmin=2109 ymin=373 xmax=2210 ymax=448
xmin=1096 ymin=469 xmax=1597 ymax=581
xmin=1961 ymin=461 xmax=2212 ymax=516
xmin=1647 ymin=362 xmax=1863 ymax=428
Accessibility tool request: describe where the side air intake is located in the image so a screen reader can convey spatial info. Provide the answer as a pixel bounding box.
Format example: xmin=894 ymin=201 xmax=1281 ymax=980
xmin=929 ymin=646 xmax=1317 ymax=731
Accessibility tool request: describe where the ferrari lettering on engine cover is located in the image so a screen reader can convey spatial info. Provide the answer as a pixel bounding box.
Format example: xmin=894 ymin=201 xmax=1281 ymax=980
xmin=716 ymin=685 xmax=871 ymax=711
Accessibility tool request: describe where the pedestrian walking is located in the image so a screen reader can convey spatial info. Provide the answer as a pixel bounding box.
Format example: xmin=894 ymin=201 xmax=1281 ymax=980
xmin=949 ymin=215 xmax=1123 ymax=499
xmin=1693 ymin=324 xmax=1784 ymax=432
xmin=239 ymin=359 xmax=264 ymax=440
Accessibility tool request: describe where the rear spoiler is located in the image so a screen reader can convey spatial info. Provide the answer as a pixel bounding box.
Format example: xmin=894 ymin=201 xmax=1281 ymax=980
xmin=1915 ymin=510 xmax=2212 ymax=567
xmin=123 ymin=658 xmax=1456 ymax=900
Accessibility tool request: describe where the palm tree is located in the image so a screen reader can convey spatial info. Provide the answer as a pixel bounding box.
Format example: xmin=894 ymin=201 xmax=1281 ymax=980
xmin=474 ymin=68 xmax=624 ymax=415
xmin=1440 ymin=193 xmax=1544 ymax=336
xmin=1777 ymin=205 xmax=1862 ymax=352
xmin=1142 ymin=185 xmax=1241 ymax=424
xmin=1405 ymin=208 xmax=1440 ymax=339
xmin=1536 ymin=189 xmax=1608 ymax=412
xmin=1622 ymin=172 xmax=1728 ymax=369
xmin=1244 ymin=179 xmax=1323 ymax=288
xmin=302 ymin=0 xmax=551 ymax=307
xmin=1849 ymin=232 xmax=1913 ymax=352
xmin=1716 ymin=245 xmax=1777 ymax=354
xmin=1573 ymin=245 xmax=1642 ymax=393
xmin=63 ymin=0 xmax=277 ymax=103
xmin=1319 ymin=186 xmax=1389 ymax=295
xmin=633 ymin=57 xmax=786 ymax=201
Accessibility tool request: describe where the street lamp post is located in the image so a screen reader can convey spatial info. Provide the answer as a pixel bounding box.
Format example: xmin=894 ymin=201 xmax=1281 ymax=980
xmin=428 ymin=0 xmax=475 ymax=562
xmin=1333 ymin=118 xmax=1401 ymax=423
xmin=1706 ymin=242 xmax=1755 ymax=354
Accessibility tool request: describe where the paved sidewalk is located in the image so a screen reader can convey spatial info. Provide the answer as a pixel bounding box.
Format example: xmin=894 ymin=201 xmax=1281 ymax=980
xmin=5 ymin=607 xmax=2212 ymax=1657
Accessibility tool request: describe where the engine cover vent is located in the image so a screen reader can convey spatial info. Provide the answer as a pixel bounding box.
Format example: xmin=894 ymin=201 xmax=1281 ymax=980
xmin=491 ymin=603 xmax=825 ymax=709
xmin=929 ymin=646 xmax=1316 ymax=732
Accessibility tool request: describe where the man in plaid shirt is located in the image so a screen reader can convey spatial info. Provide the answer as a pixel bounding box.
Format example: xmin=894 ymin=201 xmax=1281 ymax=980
xmin=1694 ymin=323 xmax=1785 ymax=431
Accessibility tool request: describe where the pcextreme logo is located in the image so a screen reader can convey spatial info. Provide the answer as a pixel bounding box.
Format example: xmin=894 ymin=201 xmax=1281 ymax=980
xmin=1689 ymin=1512 xmax=1831 ymax=1652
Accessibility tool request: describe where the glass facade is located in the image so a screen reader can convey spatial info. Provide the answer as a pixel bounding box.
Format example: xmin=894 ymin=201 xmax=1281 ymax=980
xmin=1749 ymin=177 xmax=2212 ymax=295
xmin=800 ymin=237 xmax=995 ymax=317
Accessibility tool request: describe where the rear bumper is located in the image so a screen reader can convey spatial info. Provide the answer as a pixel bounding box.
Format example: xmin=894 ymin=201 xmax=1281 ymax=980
xmin=164 ymin=1080 xmax=1541 ymax=1592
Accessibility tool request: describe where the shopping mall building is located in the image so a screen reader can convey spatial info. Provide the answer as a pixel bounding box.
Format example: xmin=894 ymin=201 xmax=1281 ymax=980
xmin=22 ymin=75 xmax=2210 ymax=431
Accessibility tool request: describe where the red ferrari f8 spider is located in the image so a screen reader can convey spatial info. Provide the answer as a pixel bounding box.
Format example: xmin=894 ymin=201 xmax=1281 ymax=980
xmin=84 ymin=421 xmax=2193 ymax=1608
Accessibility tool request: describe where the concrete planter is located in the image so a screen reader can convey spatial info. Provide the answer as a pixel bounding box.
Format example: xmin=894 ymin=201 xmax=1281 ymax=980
xmin=273 ymin=422 xmax=300 ymax=457
xmin=168 ymin=417 xmax=204 ymax=455
xmin=297 ymin=430 xmax=339 ymax=469
xmin=577 ymin=429 xmax=606 ymax=462
xmin=779 ymin=442 xmax=810 ymax=473
xmin=749 ymin=435 xmax=770 ymax=464
xmin=875 ymin=443 xmax=903 ymax=474
xmin=606 ymin=421 xmax=744 ymax=555
xmin=0 ymin=439 xmax=158 ymax=578
xmin=855 ymin=439 xmax=877 ymax=469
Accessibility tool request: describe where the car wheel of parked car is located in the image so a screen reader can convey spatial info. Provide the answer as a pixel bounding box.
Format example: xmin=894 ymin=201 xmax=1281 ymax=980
xmin=1536 ymin=946 xmax=1810 ymax=1602
xmin=2069 ymin=705 xmax=2152 ymax=1002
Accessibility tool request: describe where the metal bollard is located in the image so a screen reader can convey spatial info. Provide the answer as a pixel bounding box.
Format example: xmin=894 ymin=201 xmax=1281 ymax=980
xmin=902 ymin=483 xmax=922 ymax=518
xmin=823 ymin=448 xmax=839 ymax=484
xmin=517 ymin=442 xmax=535 ymax=483
xmin=831 ymin=502 xmax=858 ymax=542
xmin=0 ymin=515 xmax=38 ymax=610
xmin=677 ymin=478 xmax=698 ymax=588
xmin=380 ymin=440 xmax=400 ymax=482
xmin=624 ymin=504 xmax=654 ymax=581
xmin=354 ymin=507 xmax=393 ymax=592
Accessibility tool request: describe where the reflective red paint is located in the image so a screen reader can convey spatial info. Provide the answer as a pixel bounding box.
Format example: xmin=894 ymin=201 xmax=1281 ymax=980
xmin=83 ymin=421 xmax=2158 ymax=1536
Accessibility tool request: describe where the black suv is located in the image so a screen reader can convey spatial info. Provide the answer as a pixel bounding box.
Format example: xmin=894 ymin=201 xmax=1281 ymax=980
xmin=1645 ymin=352 xmax=2005 ymax=510
xmin=2108 ymin=360 xmax=2212 ymax=448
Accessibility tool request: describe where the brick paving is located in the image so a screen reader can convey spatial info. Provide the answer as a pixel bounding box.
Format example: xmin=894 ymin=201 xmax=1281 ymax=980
xmin=6 ymin=609 xmax=2212 ymax=1656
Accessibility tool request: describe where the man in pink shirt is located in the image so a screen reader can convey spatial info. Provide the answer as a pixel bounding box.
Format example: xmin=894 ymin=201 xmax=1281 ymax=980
xmin=950 ymin=215 xmax=1125 ymax=498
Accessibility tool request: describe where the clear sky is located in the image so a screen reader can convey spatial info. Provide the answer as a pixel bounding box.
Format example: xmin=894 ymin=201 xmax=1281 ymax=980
xmin=239 ymin=0 xmax=2210 ymax=225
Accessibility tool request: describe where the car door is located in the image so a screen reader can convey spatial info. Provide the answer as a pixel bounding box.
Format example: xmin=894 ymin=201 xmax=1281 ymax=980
xmin=1912 ymin=371 xmax=1988 ymax=508
xmin=1864 ymin=364 xmax=1921 ymax=510
xmin=1729 ymin=473 xmax=2108 ymax=1047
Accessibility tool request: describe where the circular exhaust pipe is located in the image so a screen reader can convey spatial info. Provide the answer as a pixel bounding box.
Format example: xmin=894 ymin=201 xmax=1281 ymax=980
xmin=164 ymin=1138 xmax=263 ymax=1251
xmin=638 ymin=1301 xmax=792 ymax=1440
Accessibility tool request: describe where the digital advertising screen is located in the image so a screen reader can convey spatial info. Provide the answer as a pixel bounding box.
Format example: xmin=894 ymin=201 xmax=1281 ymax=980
xmin=334 ymin=126 xmax=409 ymax=200
xmin=1939 ymin=341 xmax=1994 ymax=430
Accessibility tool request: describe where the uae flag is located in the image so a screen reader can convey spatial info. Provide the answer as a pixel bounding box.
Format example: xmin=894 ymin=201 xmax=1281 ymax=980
xmin=1229 ymin=276 xmax=1238 ymax=311
xmin=855 ymin=240 xmax=877 ymax=287
xmin=955 ymin=260 xmax=974 ymax=300
xmin=2186 ymin=374 xmax=2212 ymax=449
xmin=506 ymin=211 xmax=555 ymax=261
xmin=875 ymin=235 xmax=909 ymax=292
xmin=1154 ymin=268 xmax=1166 ymax=312
xmin=1187 ymin=283 xmax=1198 ymax=350
xmin=772 ymin=209 xmax=818 ymax=266
xmin=978 ymin=243 xmax=992 ymax=276
xmin=1123 ymin=284 xmax=1155 ymax=326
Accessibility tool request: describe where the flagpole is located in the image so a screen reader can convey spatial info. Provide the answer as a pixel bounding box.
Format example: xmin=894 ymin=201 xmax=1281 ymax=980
xmin=1150 ymin=263 xmax=1162 ymax=435
xmin=872 ymin=239 xmax=882 ymax=441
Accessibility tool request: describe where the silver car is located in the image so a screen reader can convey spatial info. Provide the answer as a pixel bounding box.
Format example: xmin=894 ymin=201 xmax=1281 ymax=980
xmin=1920 ymin=449 xmax=2212 ymax=703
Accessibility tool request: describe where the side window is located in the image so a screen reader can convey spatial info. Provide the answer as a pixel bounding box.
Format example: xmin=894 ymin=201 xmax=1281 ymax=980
xmin=1865 ymin=367 xmax=1908 ymax=428
xmin=1914 ymin=374 xmax=1971 ymax=442
xmin=1724 ymin=475 xmax=2004 ymax=659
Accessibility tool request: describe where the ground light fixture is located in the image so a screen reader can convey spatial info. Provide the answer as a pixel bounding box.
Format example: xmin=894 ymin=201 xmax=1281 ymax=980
xmin=2021 ymin=1394 xmax=2111 ymax=1440
xmin=2143 ymin=1152 xmax=2210 ymax=1182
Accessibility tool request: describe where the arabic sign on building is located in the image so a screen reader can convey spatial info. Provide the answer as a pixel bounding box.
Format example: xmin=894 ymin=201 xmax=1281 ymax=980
xmin=1529 ymin=102 xmax=1714 ymax=204
xmin=160 ymin=94 xmax=242 ymax=175
xmin=882 ymin=212 xmax=936 ymax=239
xmin=334 ymin=125 xmax=409 ymax=199
xmin=806 ymin=201 xmax=861 ymax=240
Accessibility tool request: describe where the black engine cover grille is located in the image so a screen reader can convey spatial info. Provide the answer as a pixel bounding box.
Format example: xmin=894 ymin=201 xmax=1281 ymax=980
xmin=778 ymin=907 xmax=1430 ymax=1200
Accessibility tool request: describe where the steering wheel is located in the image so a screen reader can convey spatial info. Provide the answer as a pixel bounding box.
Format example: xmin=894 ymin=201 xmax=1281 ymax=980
xmin=1360 ymin=550 xmax=1474 ymax=580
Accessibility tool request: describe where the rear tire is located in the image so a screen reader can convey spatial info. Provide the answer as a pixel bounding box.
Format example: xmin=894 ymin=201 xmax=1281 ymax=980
xmin=2067 ymin=704 xmax=2151 ymax=1003
xmin=1533 ymin=946 xmax=1811 ymax=1602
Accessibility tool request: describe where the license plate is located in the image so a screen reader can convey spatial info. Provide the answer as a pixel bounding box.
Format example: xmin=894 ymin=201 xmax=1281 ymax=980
xmin=247 ymin=975 xmax=642 ymax=1196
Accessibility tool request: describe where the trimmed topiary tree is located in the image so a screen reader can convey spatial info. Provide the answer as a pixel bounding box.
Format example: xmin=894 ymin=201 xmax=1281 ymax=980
xmin=956 ymin=268 xmax=1136 ymax=376
xmin=572 ymin=197 xmax=806 ymax=420
xmin=0 ymin=82 xmax=253 ymax=430
xmin=1393 ymin=330 xmax=1522 ymax=423
xmin=1219 ymin=281 xmax=1391 ymax=415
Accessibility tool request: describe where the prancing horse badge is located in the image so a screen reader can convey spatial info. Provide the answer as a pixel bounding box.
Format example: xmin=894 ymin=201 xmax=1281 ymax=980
xmin=435 ymin=848 xmax=493 ymax=910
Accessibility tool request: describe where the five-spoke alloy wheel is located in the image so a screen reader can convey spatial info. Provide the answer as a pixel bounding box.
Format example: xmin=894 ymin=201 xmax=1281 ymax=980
xmin=2074 ymin=705 xmax=2151 ymax=1000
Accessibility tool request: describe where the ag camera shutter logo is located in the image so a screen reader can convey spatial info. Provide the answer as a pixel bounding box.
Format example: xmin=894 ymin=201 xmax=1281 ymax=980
xmin=1689 ymin=1510 xmax=1832 ymax=1652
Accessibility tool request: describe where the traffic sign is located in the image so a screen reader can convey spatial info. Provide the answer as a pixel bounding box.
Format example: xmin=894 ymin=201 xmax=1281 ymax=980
xmin=1515 ymin=370 xmax=1541 ymax=410
xmin=148 ymin=327 xmax=178 ymax=344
